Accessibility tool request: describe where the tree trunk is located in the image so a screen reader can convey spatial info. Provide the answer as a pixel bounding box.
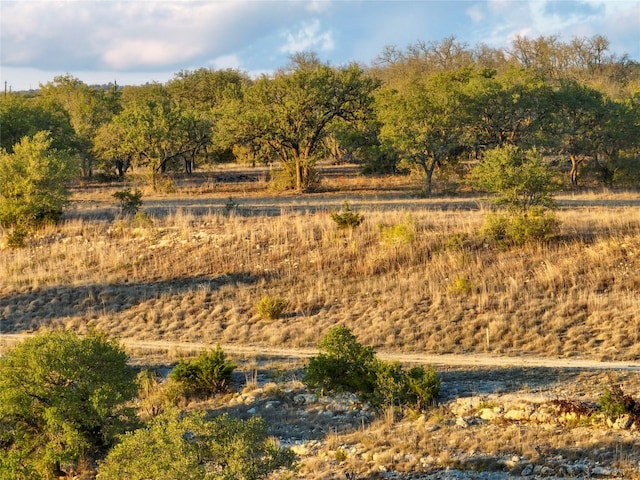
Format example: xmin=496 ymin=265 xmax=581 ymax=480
xmin=420 ymin=156 xmax=437 ymax=197
xmin=424 ymin=167 xmax=434 ymax=196
xmin=295 ymin=156 xmax=303 ymax=192
xmin=569 ymin=155 xmax=581 ymax=189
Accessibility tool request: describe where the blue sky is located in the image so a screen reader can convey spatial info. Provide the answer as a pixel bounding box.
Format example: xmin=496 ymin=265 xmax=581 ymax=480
xmin=1 ymin=0 xmax=639 ymax=90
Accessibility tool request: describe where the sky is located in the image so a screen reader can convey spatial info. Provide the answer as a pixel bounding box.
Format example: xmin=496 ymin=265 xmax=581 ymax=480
xmin=1 ymin=0 xmax=639 ymax=91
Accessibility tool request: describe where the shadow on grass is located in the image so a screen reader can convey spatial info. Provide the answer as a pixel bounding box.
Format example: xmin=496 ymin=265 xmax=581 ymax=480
xmin=0 ymin=272 xmax=262 ymax=334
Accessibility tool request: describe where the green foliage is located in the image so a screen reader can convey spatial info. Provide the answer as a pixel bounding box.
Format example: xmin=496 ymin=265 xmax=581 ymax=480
xmin=376 ymin=68 xmax=472 ymax=195
xmin=5 ymin=226 xmax=29 ymax=249
xmin=481 ymin=209 xmax=560 ymax=246
xmin=169 ymin=347 xmax=236 ymax=399
xmin=0 ymin=92 xmax=79 ymax=154
xmin=469 ymin=146 xmax=561 ymax=245
xmin=380 ymin=223 xmax=415 ymax=245
xmin=303 ymin=326 xmax=440 ymax=411
xmin=599 ymin=385 xmax=640 ymax=426
xmin=331 ymin=201 xmax=364 ymax=229
xmin=112 ymin=188 xmax=143 ymax=216
xmin=303 ymin=325 xmax=378 ymax=397
xmin=404 ymin=366 xmax=441 ymax=411
xmin=204 ymin=412 xmax=297 ymax=480
xmin=0 ymin=131 xmax=78 ymax=229
xmin=255 ymin=296 xmax=289 ymax=320
xmin=448 ymin=274 xmax=473 ymax=295
xmin=215 ymin=58 xmax=378 ymax=192
xmin=369 ymin=362 xmax=440 ymax=410
xmin=97 ymin=407 xmax=296 ymax=480
xmin=468 ymin=145 xmax=558 ymax=214
xmin=0 ymin=330 xmax=138 ymax=479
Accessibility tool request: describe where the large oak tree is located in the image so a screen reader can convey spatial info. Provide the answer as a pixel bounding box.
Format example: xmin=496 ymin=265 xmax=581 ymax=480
xmin=217 ymin=54 xmax=379 ymax=191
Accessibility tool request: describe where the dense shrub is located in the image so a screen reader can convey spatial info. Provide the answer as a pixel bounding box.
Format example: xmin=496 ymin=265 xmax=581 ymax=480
xmin=0 ymin=330 xmax=137 ymax=479
xmin=0 ymin=132 xmax=78 ymax=230
xmin=469 ymin=146 xmax=561 ymax=245
xmin=304 ymin=325 xmax=378 ymax=396
xmin=255 ymin=296 xmax=288 ymax=320
xmin=97 ymin=407 xmax=296 ymax=480
xmin=169 ymin=346 xmax=236 ymax=399
xmin=331 ymin=201 xmax=364 ymax=229
xmin=113 ymin=188 xmax=143 ymax=216
xmin=599 ymin=384 xmax=640 ymax=426
xmin=482 ymin=209 xmax=560 ymax=246
xmin=304 ymin=325 xmax=440 ymax=410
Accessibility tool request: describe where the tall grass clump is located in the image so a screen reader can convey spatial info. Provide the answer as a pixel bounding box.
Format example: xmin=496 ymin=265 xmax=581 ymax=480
xmin=255 ymin=295 xmax=289 ymax=320
xmin=380 ymin=222 xmax=415 ymax=246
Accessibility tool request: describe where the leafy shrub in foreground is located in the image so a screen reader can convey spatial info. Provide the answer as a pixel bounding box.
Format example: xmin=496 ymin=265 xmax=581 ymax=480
xmin=97 ymin=407 xmax=296 ymax=480
xmin=0 ymin=330 xmax=137 ymax=479
xmin=304 ymin=325 xmax=440 ymax=410
xmin=169 ymin=346 xmax=236 ymax=399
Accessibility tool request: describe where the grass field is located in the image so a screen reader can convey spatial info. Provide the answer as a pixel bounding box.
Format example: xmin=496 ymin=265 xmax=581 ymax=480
xmin=2 ymin=168 xmax=640 ymax=478
xmin=2 ymin=169 xmax=640 ymax=362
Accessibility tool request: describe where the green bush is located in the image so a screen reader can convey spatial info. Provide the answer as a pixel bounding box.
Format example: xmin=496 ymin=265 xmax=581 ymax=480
xmin=97 ymin=407 xmax=296 ymax=480
xmin=331 ymin=201 xmax=364 ymax=229
xmin=370 ymin=362 xmax=440 ymax=410
xmin=5 ymin=226 xmax=28 ymax=248
xmin=482 ymin=209 xmax=560 ymax=246
xmin=303 ymin=326 xmax=440 ymax=411
xmin=370 ymin=360 xmax=408 ymax=407
xmin=303 ymin=325 xmax=378 ymax=396
xmin=0 ymin=330 xmax=138 ymax=479
xmin=255 ymin=296 xmax=288 ymax=320
xmin=112 ymin=188 xmax=143 ymax=216
xmin=169 ymin=346 xmax=236 ymax=399
xmin=599 ymin=385 xmax=639 ymax=421
xmin=380 ymin=223 xmax=414 ymax=245
xmin=467 ymin=145 xmax=559 ymax=214
xmin=404 ymin=365 xmax=441 ymax=411
xmin=0 ymin=131 xmax=78 ymax=229
xmin=448 ymin=274 xmax=473 ymax=295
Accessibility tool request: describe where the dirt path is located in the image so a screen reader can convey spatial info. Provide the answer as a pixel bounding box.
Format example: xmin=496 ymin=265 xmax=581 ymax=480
xmin=2 ymin=333 xmax=639 ymax=371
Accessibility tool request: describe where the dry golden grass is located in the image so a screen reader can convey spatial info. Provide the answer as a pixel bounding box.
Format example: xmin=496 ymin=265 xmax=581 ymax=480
xmin=2 ymin=169 xmax=640 ymax=480
xmin=2 ymin=174 xmax=640 ymax=363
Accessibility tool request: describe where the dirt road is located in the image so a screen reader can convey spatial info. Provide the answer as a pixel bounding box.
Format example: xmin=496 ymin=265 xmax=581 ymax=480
xmin=2 ymin=333 xmax=639 ymax=371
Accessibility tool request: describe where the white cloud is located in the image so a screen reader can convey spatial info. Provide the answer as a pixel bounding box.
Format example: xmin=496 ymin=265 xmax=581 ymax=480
xmin=102 ymin=39 xmax=202 ymax=70
xmin=280 ymin=19 xmax=334 ymax=54
xmin=1 ymin=0 xmax=638 ymax=91
xmin=210 ymin=54 xmax=242 ymax=71
xmin=466 ymin=4 xmax=485 ymax=24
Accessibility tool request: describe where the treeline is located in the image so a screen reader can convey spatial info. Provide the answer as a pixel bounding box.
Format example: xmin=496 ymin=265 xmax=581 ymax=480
xmin=1 ymin=34 xmax=639 ymax=194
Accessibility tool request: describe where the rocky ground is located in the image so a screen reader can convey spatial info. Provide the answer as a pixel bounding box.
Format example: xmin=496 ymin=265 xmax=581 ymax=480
xmin=165 ymin=358 xmax=640 ymax=480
